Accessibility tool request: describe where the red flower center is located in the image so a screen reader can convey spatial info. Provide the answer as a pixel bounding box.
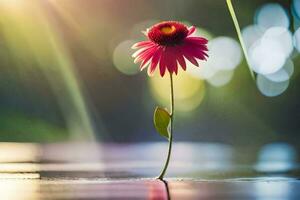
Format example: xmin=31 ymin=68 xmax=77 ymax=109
xmin=147 ymin=21 xmax=189 ymax=46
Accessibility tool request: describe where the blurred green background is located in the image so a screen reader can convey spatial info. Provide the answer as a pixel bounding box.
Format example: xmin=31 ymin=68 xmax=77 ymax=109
xmin=0 ymin=0 xmax=299 ymax=149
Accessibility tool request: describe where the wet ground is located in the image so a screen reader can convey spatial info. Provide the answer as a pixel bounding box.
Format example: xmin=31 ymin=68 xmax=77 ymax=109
xmin=0 ymin=142 xmax=299 ymax=199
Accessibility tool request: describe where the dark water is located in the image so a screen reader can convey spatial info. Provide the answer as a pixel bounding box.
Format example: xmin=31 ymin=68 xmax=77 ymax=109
xmin=0 ymin=142 xmax=299 ymax=199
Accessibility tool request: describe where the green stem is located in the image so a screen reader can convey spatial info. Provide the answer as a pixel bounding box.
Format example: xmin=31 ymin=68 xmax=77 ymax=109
xmin=226 ymin=0 xmax=256 ymax=81
xmin=288 ymin=0 xmax=295 ymax=33
xmin=157 ymin=73 xmax=174 ymax=180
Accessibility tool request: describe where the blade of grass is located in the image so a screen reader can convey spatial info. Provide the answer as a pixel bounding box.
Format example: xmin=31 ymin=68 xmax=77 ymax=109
xmin=226 ymin=0 xmax=256 ymax=80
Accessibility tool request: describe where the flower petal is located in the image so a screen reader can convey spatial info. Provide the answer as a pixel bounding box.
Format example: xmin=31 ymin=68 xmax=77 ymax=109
xmin=165 ymin=47 xmax=178 ymax=74
xmin=187 ymin=26 xmax=196 ymax=36
xmin=186 ymin=46 xmax=208 ymax=60
xmin=131 ymin=41 xmax=154 ymax=49
xmin=133 ymin=46 xmax=157 ymax=63
xmin=183 ymin=51 xmax=199 ymax=67
xmin=185 ymin=37 xmax=208 ymax=45
xmin=176 ymin=50 xmax=186 ymax=71
xmin=132 ymin=44 xmax=156 ymax=58
xmin=185 ymin=40 xmax=209 ymax=51
xmin=140 ymin=47 xmax=158 ymax=70
xmin=194 ymin=49 xmax=209 ymax=60
xmin=174 ymin=61 xmax=178 ymax=74
xmin=159 ymin=50 xmax=168 ymax=77
xmin=185 ymin=56 xmax=199 ymax=66
xmin=148 ymin=47 xmax=162 ymax=75
xmin=181 ymin=40 xmax=209 ymax=62
xmin=139 ymin=54 xmax=153 ymax=70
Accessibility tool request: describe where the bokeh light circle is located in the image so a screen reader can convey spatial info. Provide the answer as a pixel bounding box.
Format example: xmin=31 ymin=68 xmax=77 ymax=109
xmin=208 ymin=37 xmax=242 ymax=71
xmin=265 ymin=59 xmax=294 ymax=82
xmin=262 ymin=27 xmax=293 ymax=58
xmin=293 ymin=27 xmax=300 ymax=52
xmin=187 ymin=36 xmax=241 ymax=84
xmin=256 ymin=74 xmax=289 ymax=97
xmin=249 ymin=39 xmax=286 ymax=75
xmin=256 ymin=143 xmax=296 ymax=172
xmin=292 ymin=0 xmax=300 ymax=19
xmin=148 ymin=72 xmax=205 ymax=112
xmin=255 ymin=3 xmax=290 ymax=29
xmin=113 ymin=40 xmax=139 ymax=75
xmin=242 ymin=24 xmax=265 ymax=49
xmin=187 ymin=60 xmax=217 ymax=80
xmin=207 ymin=70 xmax=234 ymax=87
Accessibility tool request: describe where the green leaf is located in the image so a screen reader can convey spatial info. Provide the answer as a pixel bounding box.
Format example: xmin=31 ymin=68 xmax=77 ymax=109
xmin=153 ymin=107 xmax=171 ymax=140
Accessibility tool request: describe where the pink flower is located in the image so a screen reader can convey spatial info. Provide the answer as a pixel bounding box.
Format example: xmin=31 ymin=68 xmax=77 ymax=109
xmin=132 ymin=21 xmax=209 ymax=77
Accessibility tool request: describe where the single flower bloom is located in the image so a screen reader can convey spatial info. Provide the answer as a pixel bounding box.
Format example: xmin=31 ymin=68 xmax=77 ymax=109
xmin=132 ymin=21 xmax=209 ymax=77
